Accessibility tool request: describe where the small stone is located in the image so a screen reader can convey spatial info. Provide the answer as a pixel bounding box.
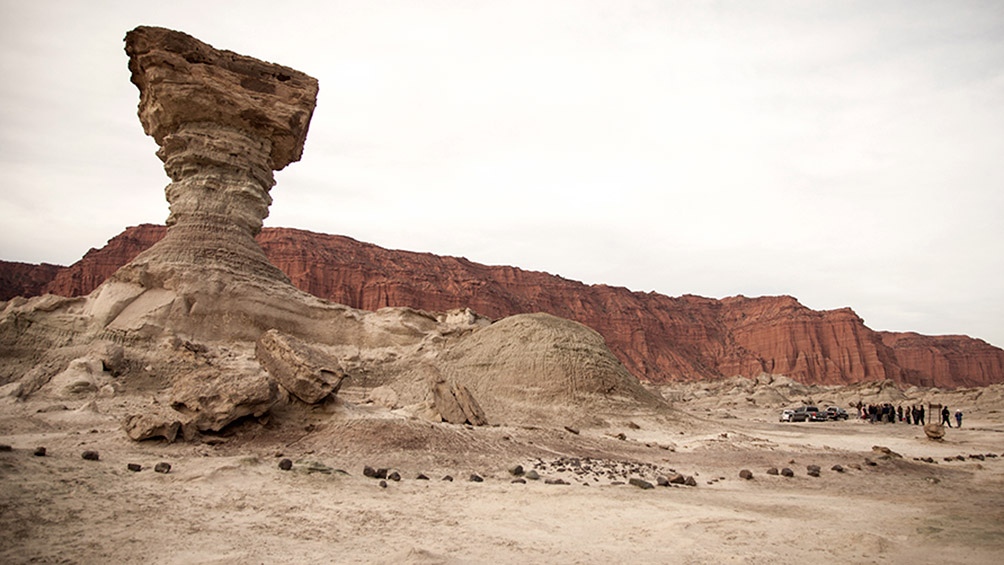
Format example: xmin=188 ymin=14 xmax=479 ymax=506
xmin=379 ymin=480 xmax=387 ymax=488
xmin=684 ymin=476 xmax=698 ymax=487
xmin=525 ymin=470 xmax=540 ymax=480
xmin=127 ymin=463 xmax=143 ymax=472
xmin=511 ymin=478 xmax=526 ymax=484
xmin=668 ymin=473 xmax=686 ymax=484
xmin=864 ymin=458 xmax=877 ymax=466
xmin=0 ymin=444 xmax=12 ymax=452
xmin=545 ymin=478 xmax=569 ymax=485
xmin=469 ymin=474 xmax=484 ymax=482
xmin=81 ymin=450 xmax=100 ymax=461
xmin=154 ymin=462 xmax=172 ymax=474
xmin=375 ymin=468 xmax=389 ymax=479
xmin=739 ymin=469 xmax=754 ymax=480
xmin=34 ymin=447 xmax=47 ymax=457
xmin=629 ymin=478 xmax=654 ymax=489
xmin=564 ymin=426 xmax=580 ymax=435
xmin=766 ymin=467 xmax=779 ymax=475
xmin=831 ymin=464 xmax=844 ymax=473
xmin=781 ymin=468 xmax=794 ymax=477
xmin=806 ymin=465 xmax=821 ymax=477
xmin=278 ymin=458 xmax=293 ymax=471
xmin=388 ymin=471 xmax=401 ymax=481
xmin=509 ymin=464 xmax=524 ymax=476
xmin=416 ymin=473 xmax=429 ymax=480
xmin=363 ymin=466 xmax=378 ymax=478
xmin=442 ymin=475 xmax=454 ymax=481
xmin=656 ymin=475 xmax=670 ymax=487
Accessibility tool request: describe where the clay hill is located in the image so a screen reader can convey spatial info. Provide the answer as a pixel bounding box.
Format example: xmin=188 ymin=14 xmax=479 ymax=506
xmin=4 ymin=224 xmax=1002 ymax=389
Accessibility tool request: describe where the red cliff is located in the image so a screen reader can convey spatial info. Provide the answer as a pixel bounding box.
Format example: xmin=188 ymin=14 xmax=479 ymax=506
xmin=6 ymin=224 xmax=1003 ymax=388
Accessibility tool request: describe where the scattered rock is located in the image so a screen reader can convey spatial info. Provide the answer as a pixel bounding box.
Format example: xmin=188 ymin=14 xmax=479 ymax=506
xmin=123 ymin=409 xmax=186 ymax=442
xmin=0 ymin=444 xmax=12 ymax=452
xmin=831 ymin=464 xmax=844 ymax=473
xmin=509 ymin=464 xmax=524 ymax=476
xmin=684 ymin=476 xmax=698 ymax=487
xmin=766 ymin=467 xmax=779 ymax=475
xmin=278 ymin=458 xmax=293 ymax=471
xmin=629 ymin=478 xmax=654 ymax=489
xmin=923 ymin=423 xmax=946 ymax=440
xmin=656 ymin=475 xmax=670 ymax=487
xmin=739 ymin=469 xmax=754 ymax=480
xmin=81 ymin=450 xmax=100 ymax=461
xmin=469 ymin=474 xmax=483 ymax=482
xmin=127 ymin=463 xmax=143 ymax=472
xmin=363 ymin=466 xmax=378 ymax=478
xmin=864 ymin=458 xmax=877 ymax=466
xmin=511 ymin=478 xmax=526 ymax=484
xmin=525 ymin=470 xmax=540 ymax=480
xmin=379 ymin=480 xmax=387 ymax=488
xmin=416 ymin=473 xmax=429 ymax=480
xmin=154 ymin=462 xmax=172 ymax=474
xmin=431 ymin=379 xmax=488 ymax=426
xmin=255 ymin=329 xmax=348 ymax=404
xmin=170 ymin=368 xmax=278 ymax=433
xmin=871 ymin=446 xmax=902 ymax=458
xmin=301 ymin=461 xmax=333 ymax=474
xmin=545 ymin=478 xmax=569 ymax=485
xmin=807 ymin=465 xmax=821 ymax=477
xmin=781 ymin=468 xmax=794 ymax=477
xmin=442 ymin=475 xmax=453 ymax=482
xmin=388 ymin=471 xmax=401 ymax=481
xmin=564 ymin=426 xmax=580 ymax=435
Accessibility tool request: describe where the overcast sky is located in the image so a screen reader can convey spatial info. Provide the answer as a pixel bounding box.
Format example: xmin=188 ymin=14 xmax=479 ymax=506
xmin=1 ymin=0 xmax=1002 ymax=347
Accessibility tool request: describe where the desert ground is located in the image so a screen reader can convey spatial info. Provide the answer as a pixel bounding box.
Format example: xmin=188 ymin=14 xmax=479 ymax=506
xmin=2 ymin=380 xmax=1002 ymax=565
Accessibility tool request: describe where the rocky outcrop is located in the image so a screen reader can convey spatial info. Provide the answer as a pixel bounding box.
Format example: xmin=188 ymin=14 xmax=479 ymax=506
xmin=1 ymin=26 xmax=669 ymax=440
xmin=12 ymin=225 xmax=1001 ymax=388
xmin=0 ymin=261 xmax=61 ymax=301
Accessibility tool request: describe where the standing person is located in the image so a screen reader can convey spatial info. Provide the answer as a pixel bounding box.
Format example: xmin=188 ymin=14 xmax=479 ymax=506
xmin=941 ymin=405 xmax=951 ymax=427
xmin=918 ymin=405 xmax=925 ymax=425
xmin=955 ymin=409 xmax=963 ymax=428
xmin=897 ymin=406 xmax=904 ymax=422
xmin=906 ymin=407 xmax=912 ymax=425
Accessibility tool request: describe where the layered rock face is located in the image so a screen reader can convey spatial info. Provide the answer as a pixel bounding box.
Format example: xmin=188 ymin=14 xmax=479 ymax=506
xmin=18 ymin=225 xmax=1004 ymax=388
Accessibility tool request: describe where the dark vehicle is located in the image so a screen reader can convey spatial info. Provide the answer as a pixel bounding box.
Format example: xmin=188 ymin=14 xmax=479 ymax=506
xmin=791 ymin=406 xmax=821 ymax=422
xmin=824 ymin=406 xmax=849 ymax=420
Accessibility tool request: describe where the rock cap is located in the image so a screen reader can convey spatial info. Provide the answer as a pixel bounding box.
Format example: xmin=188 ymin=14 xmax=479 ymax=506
xmin=125 ymin=26 xmax=319 ymax=170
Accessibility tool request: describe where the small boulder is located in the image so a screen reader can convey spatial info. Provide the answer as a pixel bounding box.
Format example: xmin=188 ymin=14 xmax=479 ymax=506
xmin=127 ymin=463 xmax=142 ymax=472
xmin=379 ymin=480 xmax=388 ymax=488
xmin=388 ymin=471 xmax=401 ymax=481
xmin=525 ymin=470 xmax=540 ymax=480
xmin=278 ymin=458 xmax=293 ymax=471
xmin=442 ymin=475 xmax=454 ymax=482
xmin=667 ymin=473 xmax=686 ymax=485
xmin=831 ymin=464 xmax=844 ymax=473
xmin=33 ymin=447 xmax=46 ymax=457
xmin=154 ymin=462 xmax=172 ymax=474
xmin=739 ymin=469 xmax=753 ymax=480
xmin=469 ymin=474 xmax=483 ymax=482
xmin=416 ymin=473 xmax=429 ymax=480
xmin=684 ymin=476 xmax=697 ymax=487
xmin=545 ymin=478 xmax=569 ymax=485
xmin=629 ymin=478 xmax=654 ymax=490
xmin=509 ymin=464 xmax=524 ymax=476
xmin=806 ymin=465 xmax=821 ymax=477
xmin=656 ymin=475 xmax=670 ymax=487
xmin=781 ymin=468 xmax=794 ymax=477
xmin=766 ymin=467 xmax=779 ymax=476
xmin=81 ymin=450 xmax=100 ymax=461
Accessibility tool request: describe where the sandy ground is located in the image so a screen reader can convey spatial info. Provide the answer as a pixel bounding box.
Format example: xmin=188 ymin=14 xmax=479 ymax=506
xmin=2 ymin=391 xmax=1003 ymax=564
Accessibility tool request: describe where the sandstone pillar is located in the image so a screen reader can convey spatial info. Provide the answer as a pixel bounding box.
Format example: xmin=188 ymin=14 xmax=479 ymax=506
xmin=114 ymin=26 xmax=319 ymax=289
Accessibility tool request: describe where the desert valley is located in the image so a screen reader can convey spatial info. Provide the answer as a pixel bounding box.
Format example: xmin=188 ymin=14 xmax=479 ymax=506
xmin=1 ymin=26 xmax=1003 ymax=564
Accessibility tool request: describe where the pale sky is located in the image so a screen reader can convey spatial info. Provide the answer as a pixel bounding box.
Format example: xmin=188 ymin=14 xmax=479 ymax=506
xmin=1 ymin=0 xmax=1002 ymax=348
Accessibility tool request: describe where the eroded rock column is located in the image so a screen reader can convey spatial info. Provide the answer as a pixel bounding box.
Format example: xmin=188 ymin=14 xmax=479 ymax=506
xmin=113 ymin=26 xmax=319 ymax=289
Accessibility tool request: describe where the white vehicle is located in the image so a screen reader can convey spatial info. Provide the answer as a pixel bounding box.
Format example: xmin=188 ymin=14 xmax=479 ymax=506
xmin=779 ymin=409 xmax=794 ymax=422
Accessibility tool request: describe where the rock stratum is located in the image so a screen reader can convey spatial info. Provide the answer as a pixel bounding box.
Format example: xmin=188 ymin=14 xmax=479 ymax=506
xmin=5 ymin=224 xmax=1002 ymax=389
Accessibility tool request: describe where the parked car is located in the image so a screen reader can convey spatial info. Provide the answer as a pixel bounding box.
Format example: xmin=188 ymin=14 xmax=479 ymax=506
xmin=791 ymin=405 xmax=821 ymax=422
xmin=779 ymin=409 xmax=794 ymax=422
xmin=824 ymin=406 xmax=849 ymax=420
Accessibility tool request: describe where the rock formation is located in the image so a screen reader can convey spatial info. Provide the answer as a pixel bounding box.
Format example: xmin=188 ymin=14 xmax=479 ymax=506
xmin=11 ymin=224 xmax=1002 ymax=389
xmin=0 ymin=26 xmax=668 ymax=437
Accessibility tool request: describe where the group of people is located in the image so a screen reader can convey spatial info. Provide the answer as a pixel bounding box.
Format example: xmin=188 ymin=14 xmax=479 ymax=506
xmin=855 ymin=402 xmax=963 ymax=428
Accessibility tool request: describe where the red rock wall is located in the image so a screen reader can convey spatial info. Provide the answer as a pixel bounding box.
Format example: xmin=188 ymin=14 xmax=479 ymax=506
xmin=6 ymin=224 xmax=1003 ymax=388
xmin=0 ymin=261 xmax=62 ymax=301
